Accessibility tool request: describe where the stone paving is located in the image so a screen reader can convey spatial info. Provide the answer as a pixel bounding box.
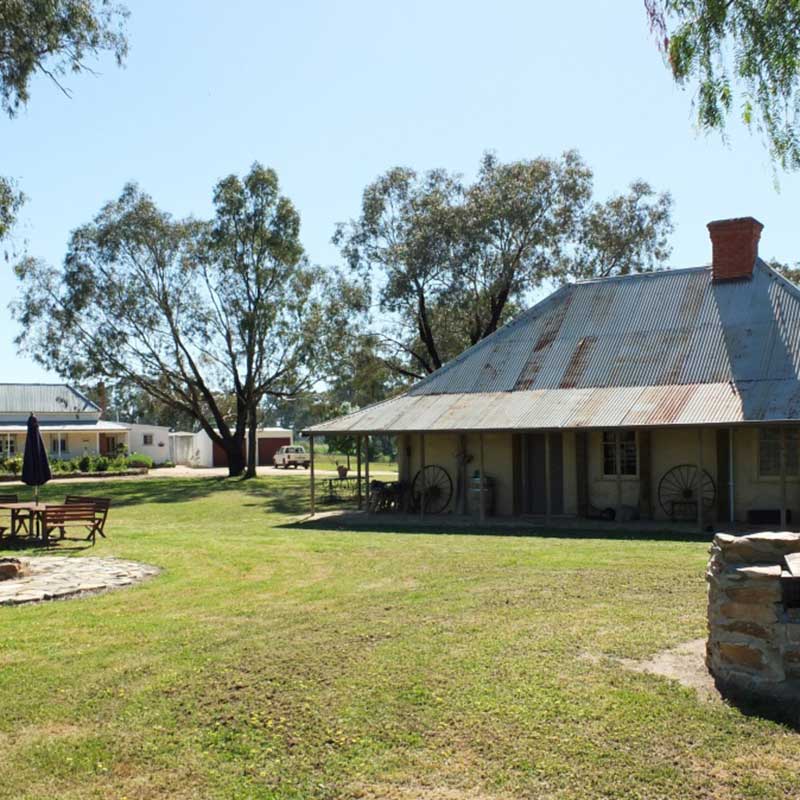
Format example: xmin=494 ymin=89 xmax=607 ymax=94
xmin=0 ymin=557 xmax=159 ymax=605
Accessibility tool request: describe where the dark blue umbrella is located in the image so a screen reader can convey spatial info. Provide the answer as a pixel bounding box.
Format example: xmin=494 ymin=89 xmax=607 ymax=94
xmin=22 ymin=414 xmax=51 ymax=504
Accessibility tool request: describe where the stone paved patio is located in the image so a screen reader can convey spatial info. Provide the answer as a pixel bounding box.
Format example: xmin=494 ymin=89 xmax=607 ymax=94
xmin=0 ymin=557 xmax=159 ymax=605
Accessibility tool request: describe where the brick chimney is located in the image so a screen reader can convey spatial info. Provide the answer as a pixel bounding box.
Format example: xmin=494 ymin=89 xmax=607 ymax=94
xmin=707 ymin=216 xmax=763 ymax=282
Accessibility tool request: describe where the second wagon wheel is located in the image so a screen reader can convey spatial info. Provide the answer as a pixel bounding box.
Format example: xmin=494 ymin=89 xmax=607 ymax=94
xmin=658 ymin=464 xmax=716 ymax=520
xmin=411 ymin=465 xmax=453 ymax=514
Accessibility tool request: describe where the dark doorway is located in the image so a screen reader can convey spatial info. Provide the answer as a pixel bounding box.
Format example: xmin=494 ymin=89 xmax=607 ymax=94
xmin=717 ymin=429 xmax=731 ymax=522
xmin=523 ymin=433 xmax=564 ymax=514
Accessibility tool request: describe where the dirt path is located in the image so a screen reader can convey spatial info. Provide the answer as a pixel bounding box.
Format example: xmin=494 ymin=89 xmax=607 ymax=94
xmin=0 ymin=464 xmax=398 ymax=487
xmin=620 ymin=638 xmax=720 ymax=701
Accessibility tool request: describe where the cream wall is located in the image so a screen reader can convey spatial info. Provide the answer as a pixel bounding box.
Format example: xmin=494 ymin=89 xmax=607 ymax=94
xmin=397 ymin=425 xmax=800 ymax=523
xmin=561 ymin=431 xmax=577 ymax=516
xmin=44 ymin=431 xmax=103 ymax=459
xmin=401 ymin=432 xmax=516 ymax=515
xmin=730 ymin=427 xmax=800 ymax=522
xmin=401 ymin=431 xmax=572 ymax=517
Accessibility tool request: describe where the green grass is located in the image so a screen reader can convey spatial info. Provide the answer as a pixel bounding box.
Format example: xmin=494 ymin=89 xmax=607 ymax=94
xmin=308 ymin=453 xmax=397 ymax=473
xmin=0 ymin=476 xmax=798 ymax=799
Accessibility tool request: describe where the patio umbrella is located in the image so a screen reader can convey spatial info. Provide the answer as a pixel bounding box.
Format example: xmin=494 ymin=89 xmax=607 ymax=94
xmin=22 ymin=414 xmax=51 ymax=504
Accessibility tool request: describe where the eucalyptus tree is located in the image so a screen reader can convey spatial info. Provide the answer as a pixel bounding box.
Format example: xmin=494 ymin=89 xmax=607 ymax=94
xmin=646 ymin=0 xmax=800 ymax=170
xmin=0 ymin=174 xmax=21 ymax=244
xmin=337 ymin=151 xmax=673 ymax=379
xmin=0 ymin=0 xmax=129 ymax=242
xmin=0 ymin=0 xmax=128 ymax=115
xmin=15 ymin=164 xmax=345 ymax=477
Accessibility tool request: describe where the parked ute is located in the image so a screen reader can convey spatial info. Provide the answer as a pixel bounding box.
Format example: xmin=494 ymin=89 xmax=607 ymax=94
xmin=273 ymin=445 xmax=310 ymax=469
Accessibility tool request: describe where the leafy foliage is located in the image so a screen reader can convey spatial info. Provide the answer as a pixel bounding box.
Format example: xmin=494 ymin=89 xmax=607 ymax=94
xmin=646 ymin=0 xmax=800 ymax=169
xmin=81 ymin=382 xmax=197 ymax=430
xmin=14 ymin=164 xmax=351 ymax=477
xmin=0 ymin=174 xmax=23 ymax=247
xmin=337 ymin=151 xmax=672 ymax=378
xmin=767 ymin=258 xmax=800 ymax=286
xmin=0 ymin=1 xmax=128 ymax=244
xmin=0 ymin=0 xmax=129 ymax=117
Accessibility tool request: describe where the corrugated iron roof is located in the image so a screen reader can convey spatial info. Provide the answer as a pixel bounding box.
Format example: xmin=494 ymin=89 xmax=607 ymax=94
xmin=411 ymin=261 xmax=800 ymax=394
xmin=307 ymin=261 xmax=800 ymax=434
xmin=0 ymin=384 xmax=100 ymax=415
xmin=306 ymin=381 xmax=799 ymax=433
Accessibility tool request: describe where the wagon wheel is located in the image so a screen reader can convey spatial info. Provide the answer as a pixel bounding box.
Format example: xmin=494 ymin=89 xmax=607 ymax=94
xmin=658 ymin=464 xmax=716 ymax=520
xmin=411 ymin=465 xmax=453 ymax=514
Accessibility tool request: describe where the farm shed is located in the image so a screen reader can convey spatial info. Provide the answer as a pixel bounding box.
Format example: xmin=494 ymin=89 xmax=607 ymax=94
xmin=306 ymin=217 xmax=800 ymax=530
xmin=168 ymin=428 xmax=293 ymax=467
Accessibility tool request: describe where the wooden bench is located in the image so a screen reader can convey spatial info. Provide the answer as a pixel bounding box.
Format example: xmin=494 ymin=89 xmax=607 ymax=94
xmin=0 ymin=494 xmax=18 ymax=538
xmin=49 ymin=496 xmax=111 ymax=544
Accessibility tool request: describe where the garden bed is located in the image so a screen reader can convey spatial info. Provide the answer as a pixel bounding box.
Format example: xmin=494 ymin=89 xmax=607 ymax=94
xmin=0 ymin=467 xmax=148 ymax=482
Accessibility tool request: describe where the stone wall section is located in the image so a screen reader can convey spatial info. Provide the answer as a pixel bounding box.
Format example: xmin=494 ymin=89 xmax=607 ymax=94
xmin=707 ymin=532 xmax=800 ymax=705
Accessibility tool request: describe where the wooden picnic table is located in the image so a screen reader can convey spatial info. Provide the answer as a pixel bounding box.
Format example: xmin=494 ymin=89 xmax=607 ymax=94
xmin=0 ymin=502 xmax=50 ymax=542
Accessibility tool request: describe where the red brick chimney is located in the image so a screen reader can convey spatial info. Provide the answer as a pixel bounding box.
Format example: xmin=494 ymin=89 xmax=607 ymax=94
xmin=707 ymin=217 xmax=763 ymax=281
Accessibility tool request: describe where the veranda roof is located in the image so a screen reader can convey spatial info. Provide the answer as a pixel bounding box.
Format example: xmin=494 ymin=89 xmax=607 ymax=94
xmin=306 ymin=261 xmax=800 ymax=435
xmin=0 ymin=420 xmax=130 ymax=433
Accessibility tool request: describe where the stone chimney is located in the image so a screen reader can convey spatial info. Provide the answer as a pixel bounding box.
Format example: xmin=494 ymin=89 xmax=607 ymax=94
xmin=707 ymin=217 xmax=764 ymax=282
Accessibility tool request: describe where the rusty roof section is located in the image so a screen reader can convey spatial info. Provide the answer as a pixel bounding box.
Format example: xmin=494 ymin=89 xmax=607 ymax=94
xmin=307 ymin=261 xmax=800 ymax=434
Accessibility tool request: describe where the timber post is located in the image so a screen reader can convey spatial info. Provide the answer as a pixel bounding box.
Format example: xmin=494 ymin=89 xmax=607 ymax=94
xmin=728 ymin=427 xmax=735 ymax=524
xmin=479 ymin=432 xmax=486 ymax=522
xmin=356 ymin=435 xmax=363 ymax=510
xmin=781 ymin=427 xmax=788 ymax=529
xmin=697 ymin=428 xmax=704 ymax=533
xmin=419 ymin=432 xmax=426 ymax=520
xmin=364 ymin=435 xmax=370 ymax=514
xmin=545 ymin=432 xmax=552 ymax=525
xmin=615 ymin=432 xmax=623 ymax=517
xmin=309 ymin=435 xmax=315 ymax=517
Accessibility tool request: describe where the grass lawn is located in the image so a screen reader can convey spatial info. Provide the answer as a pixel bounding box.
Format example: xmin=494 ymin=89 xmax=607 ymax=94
xmin=1 ymin=477 xmax=798 ymax=799
xmin=308 ymin=453 xmax=397 ymax=473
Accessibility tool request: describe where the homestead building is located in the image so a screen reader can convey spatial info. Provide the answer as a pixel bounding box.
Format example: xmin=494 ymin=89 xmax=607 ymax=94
xmin=0 ymin=383 xmax=172 ymax=463
xmin=307 ymin=217 xmax=800 ymax=529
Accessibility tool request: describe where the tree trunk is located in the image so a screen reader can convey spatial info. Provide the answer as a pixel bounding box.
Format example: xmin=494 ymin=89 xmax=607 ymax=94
xmin=245 ymin=404 xmax=258 ymax=478
xmin=226 ymin=435 xmax=246 ymax=478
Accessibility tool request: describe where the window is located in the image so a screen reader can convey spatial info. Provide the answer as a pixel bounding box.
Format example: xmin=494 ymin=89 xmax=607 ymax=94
xmin=758 ymin=428 xmax=799 ymax=477
xmin=50 ymin=438 xmax=68 ymax=455
xmin=143 ymin=434 xmax=154 ymax=446
xmin=602 ymin=431 xmax=637 ymax=477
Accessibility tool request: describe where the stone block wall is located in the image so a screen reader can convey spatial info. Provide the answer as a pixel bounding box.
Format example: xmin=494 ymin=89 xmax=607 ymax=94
xmin=707 ymin=532 xmax=800 ymax=713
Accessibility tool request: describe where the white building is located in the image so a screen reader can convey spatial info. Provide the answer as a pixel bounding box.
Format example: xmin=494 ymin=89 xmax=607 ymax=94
xmin=128 ymin=422 xmax=173 ymax=463
xmin=0 ymin=384 xmax=172 ymax=464
xmin=169 ymin=428 xmax=293 ymax=467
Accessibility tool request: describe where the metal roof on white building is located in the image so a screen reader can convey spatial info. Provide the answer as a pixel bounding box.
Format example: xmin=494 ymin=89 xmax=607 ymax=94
xmin=0 ymin=384 xmax=100 ymax=415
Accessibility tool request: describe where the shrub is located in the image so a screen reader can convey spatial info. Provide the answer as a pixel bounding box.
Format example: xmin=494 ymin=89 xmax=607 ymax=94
xmin=93 ymin=456 xmax=109 ymax=473
xmin=109 ymin=455 xmax=128 ymax=472
xmin=126 ymin=453 xmax=154 ymax=469
xmin=78 ymin=454 xmax=91 ymax=472
xmin=5 ymin=456 xmax=21 ymax=475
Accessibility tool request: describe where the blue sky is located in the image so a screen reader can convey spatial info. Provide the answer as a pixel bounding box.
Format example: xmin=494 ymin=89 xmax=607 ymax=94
xmin=3 ymin=0 xmax=799 ymax=382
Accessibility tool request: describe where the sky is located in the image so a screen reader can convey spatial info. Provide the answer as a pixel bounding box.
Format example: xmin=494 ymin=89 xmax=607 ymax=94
xmin=3 ymin=0 xmax=800 ymax=383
